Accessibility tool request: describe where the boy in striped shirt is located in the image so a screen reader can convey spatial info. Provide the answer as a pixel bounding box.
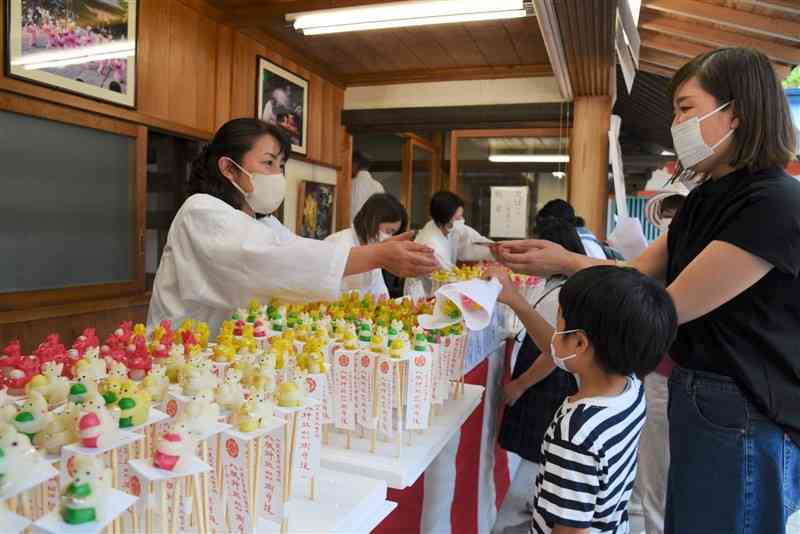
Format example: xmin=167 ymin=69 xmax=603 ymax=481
xmin=492 ymin=266 xmax=677 ymax=534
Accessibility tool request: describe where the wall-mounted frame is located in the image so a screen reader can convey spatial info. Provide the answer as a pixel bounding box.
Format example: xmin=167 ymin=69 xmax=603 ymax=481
xmin=5 ymin=0 xmax=138 ymax=108
xmin=257 ymin=55 xmax=309 ymax=155
xmin=0 ymin=91 xmax=146 ymax=311
xmin=296 ymin=180 xmax=336 ymax=240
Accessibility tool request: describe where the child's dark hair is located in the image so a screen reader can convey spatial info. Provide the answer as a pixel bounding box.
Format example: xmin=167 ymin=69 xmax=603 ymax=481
xmin=430 ymin=191 xmax=464 ymax=227
xmin=537 ymin=199 xmax=586 ymax=228
xmin=189 ymin=118 xmax=291 ymax=210
xmin=353 ymin=193 xmax=408 ymax=244
xmin=558 ymin=266 xmax=677 ymax=377
xmin=534 ymin=217 xmax=586 ymax=256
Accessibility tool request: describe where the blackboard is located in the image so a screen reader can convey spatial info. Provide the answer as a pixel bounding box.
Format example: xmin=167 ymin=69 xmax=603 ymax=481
xmin=0 ymin=109 xmax=135 ymax=293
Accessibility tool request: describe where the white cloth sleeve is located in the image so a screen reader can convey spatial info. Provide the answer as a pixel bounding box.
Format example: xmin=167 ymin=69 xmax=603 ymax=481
xmin=453 ymin=224 xmax=495 ymax=262
xmin=174 ymin=199 xmax=349 ymax=308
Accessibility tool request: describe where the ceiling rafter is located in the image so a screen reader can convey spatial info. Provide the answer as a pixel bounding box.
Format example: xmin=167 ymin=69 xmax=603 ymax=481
xmin=639 ymin=48 xmax=687 ymax=71
xmin=645 ymin=0 xmax=800 ymax=43
xmin=342 ymin=64 xmax=553 ymax=86
xmin=639 ymin=29 xmax=717 ymax=59
xmin=714 ymin=0 xmax=800 ymax=18
xmin=638 ymin=61 xmax=676 ymax=78
xmin=640 ymin=12 xmax=800 ymax=64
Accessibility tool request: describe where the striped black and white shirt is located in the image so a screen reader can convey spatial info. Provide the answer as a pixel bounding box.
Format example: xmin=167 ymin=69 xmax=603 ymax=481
xmin=531 ymin=375 xmax=645 ymax=534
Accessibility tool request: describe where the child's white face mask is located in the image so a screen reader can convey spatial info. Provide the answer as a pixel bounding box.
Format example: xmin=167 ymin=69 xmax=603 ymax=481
xmin=550 ymin=329 xmax=580 ymax=372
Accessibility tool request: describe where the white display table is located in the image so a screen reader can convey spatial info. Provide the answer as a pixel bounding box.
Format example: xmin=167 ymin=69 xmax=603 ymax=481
xmin=0 ymin=508 xmax=32 ymax=534
xmin=321 ymin=383 xmax=484 ymax=489
xmin=32 ymin=489 xmax=137 ymax=534
xmin=255 ymin=467 xmax=396 ymax=534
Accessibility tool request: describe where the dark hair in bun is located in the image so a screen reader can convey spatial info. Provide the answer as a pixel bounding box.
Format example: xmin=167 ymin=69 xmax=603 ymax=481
xmin=536 ymin=199 xmax=585 ymax=228
xmin=189 ymin=119 xmax=291 ymax=210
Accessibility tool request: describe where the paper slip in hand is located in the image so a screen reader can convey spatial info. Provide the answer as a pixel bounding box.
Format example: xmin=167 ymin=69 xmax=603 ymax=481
xmin=608 ymin=215 xmax=648 ymax=261
xmin=418 ymin=278 xmax=502 ymax=331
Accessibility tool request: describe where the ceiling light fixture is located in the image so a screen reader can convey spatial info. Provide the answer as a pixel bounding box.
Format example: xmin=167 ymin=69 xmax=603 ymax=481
xmin=552 ymin=171 xmax=566 ymax=179
xmin=288 ymin=0 xmax=530 ymax=35
xmin=489 ymin=154 xmax=570 ymax=163
xmin=661 ymin=150 xmax=675 ymax=156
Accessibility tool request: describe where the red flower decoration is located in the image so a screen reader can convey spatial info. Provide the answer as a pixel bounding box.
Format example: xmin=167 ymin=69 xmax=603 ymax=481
xmin=306 ymin=377 xmax=317 ymax=393
xmin=226 ymin=438 xmax=239 ymax=459
xmin=129 ymin=475 xmax=141 ymax=496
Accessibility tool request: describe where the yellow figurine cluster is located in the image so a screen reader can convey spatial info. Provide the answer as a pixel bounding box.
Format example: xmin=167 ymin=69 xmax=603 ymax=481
xmin=431 ymin=264 xmax=485 ymax=283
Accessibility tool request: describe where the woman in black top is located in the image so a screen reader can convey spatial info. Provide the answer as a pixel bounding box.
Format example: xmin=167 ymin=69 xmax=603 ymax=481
xmin=493 ymin=48 xmax=800 ymax=534
xmin=492 ymin=217 xmax=585 ymax=534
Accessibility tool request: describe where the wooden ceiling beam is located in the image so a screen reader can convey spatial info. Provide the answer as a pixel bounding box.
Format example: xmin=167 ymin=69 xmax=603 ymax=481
xmin=735 ymin=0 xmax=800 ymax=17
xmin=644 ymin=0 xmax=800 ymax=43
xmin=638 ymin=61 xmax=676 ymax=78
xmin=229 ymin=0 xmax=403 ymax=23
xmin=639 ymin=29 xmax=716 ymax=59
xmin=639 ymin=48 xmax=688 ymax=71
xmin=553 ymin=0 xmax=617 ymax=97
xmin=640 ymin=12 xmax=800 ymax=64
xmin=341 ymin=64 xmax=552 ymax=86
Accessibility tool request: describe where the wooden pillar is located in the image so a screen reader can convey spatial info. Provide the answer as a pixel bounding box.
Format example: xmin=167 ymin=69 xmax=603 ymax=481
xmin=431 ymin=131 xmax=444 ymax=192
xmin=568 ymin=96 xmax=612 ymax=239
xmin=400 ymin=138 xmax=414 ymax=213
xmin=336 ymin=133 xmax=353 ymax=230
xmin=448 ymin=131 xmax=461 ymax=193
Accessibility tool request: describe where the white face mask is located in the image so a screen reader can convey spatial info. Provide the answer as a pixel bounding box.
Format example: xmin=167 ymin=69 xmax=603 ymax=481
xmin=224 ymin=157 xmax=286 ymax=215
xmin=377 ymin=231 xmax=393 ymax=243
xmin=670 ymin=101 xmax=734 ymax=170
xmin=451 ymin=219 xmax=466 ymax=231
xmin=550 ymin=329 xmax=580 ymax=372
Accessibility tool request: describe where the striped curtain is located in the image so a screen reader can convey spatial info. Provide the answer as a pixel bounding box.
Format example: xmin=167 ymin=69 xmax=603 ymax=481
xmin=607 ymin=197 xmax=662 ymax=243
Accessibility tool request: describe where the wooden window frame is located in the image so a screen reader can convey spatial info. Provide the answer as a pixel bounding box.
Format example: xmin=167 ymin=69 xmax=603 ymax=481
xmin=0 ymin=91 xmax=147 ymax=312
xmin=448 ymin=127 xmax=570 ymax=192
xmin=400 ymin=133 xmax=438 ymax=216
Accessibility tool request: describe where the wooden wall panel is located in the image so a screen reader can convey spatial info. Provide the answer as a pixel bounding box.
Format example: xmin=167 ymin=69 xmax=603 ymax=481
xmin=0 ymin=0 xmax=344 ymax=165
xmin=308 ymin=74 xmax=325 ymax=163
xmin=138 ymin=0 xmax=171 ymax=121
xmin=230 ymin=31 xmax=260 ymax=119
xmin=196 ymin=14 xmax=218 ymax=133
xmin=168 ymin=1 xmax=200 ymax=128
xmin=322 ymin=83 xmax=337 ymax=166
xmin=214 ymin=24 xmax=234 ymax=130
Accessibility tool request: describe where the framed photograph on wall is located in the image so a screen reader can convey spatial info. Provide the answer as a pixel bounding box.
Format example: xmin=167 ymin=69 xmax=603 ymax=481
xmin=5 ymin=0 xmax=138 ymax=108
xmin=296 ymin=180 xmax=335 ymax=240
xmin=257 ymin=55 xmax=309 ymax=155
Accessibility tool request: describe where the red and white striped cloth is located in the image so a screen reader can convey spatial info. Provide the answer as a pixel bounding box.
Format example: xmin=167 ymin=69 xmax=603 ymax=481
xmin=374 ymin=339 xmax=519 ymax=534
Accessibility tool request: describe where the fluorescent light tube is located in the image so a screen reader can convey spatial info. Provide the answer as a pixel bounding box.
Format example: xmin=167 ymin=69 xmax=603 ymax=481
xmin=301 ymin=10 xmax=525 ymax=34
xmin=661 ymin=150 xmax=675 ymax=156
xmin=489 ymin=154 xmax=570 ymax=163
xmin=289 ymin=0 xmax=527 ymax=35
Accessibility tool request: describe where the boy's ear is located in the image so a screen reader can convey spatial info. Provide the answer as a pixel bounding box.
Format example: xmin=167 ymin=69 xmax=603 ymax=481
xmin=573 ymin=331 xmax=591 ymax=355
